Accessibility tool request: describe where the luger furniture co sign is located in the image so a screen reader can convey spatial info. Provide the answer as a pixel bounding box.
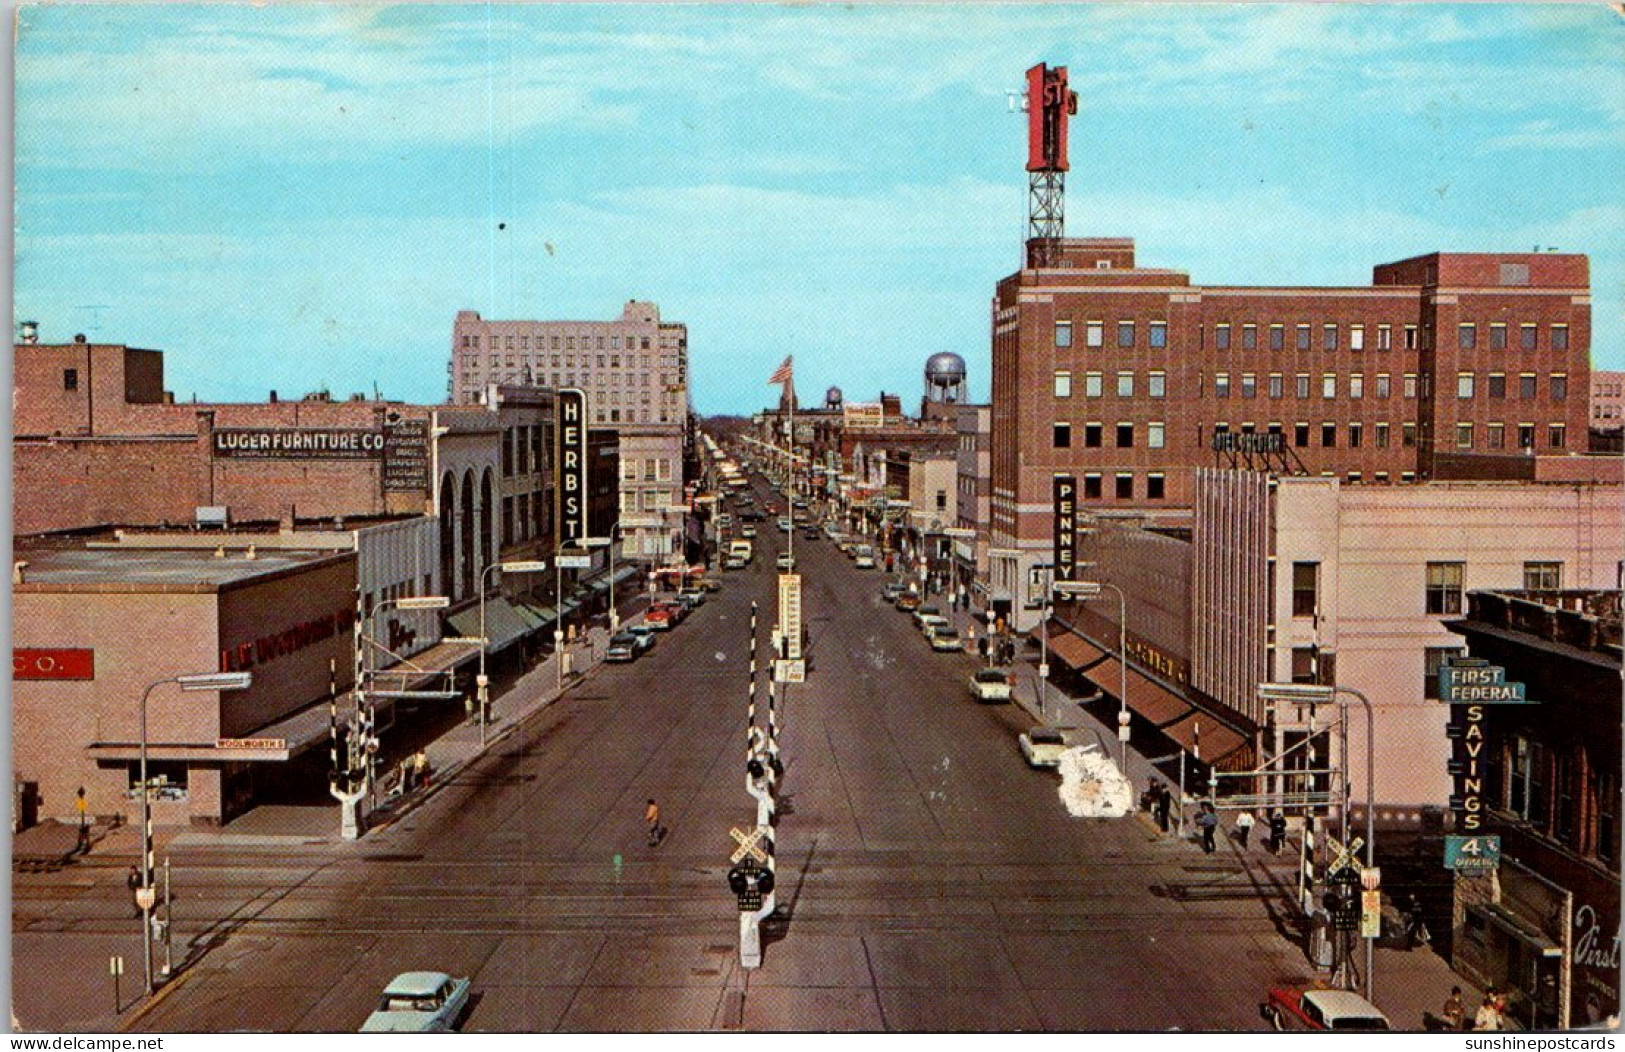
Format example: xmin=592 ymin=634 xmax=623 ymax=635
xmin=212 ymin=428 xmax=385 ymax=460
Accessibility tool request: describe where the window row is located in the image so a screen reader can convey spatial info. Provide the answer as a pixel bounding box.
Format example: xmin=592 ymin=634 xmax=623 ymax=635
xmin=1056 ymin=319 xmax=1573 ymax=353
xmin=1455 ymin=372 xmax=1568 ymax=401
xmin=462 ymin=333 xmax=656 ymax=352
xmin=1293 ymin=560 xmax=1563 ymax=621
xmin=1052 ymin=370 xmax=1166 ymax=398
xmin=1074 ymin=472 xmax=1168 ymax=501
xmin=1206 ymin=420 xmax=1567 ymax=452
xmin=1052 ymin=421 xmax=1167 ymax=449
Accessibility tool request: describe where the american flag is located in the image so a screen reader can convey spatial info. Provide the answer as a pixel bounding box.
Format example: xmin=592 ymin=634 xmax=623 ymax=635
xmin=768 ymin=356 xmax=793 ymax=385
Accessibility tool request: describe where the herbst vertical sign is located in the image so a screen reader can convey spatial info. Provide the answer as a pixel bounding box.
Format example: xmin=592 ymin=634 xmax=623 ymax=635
xmin=1053 ymin=475 xmax=1077 ymax=582
xmin=556 ymin=389 xmax=588 ymax=548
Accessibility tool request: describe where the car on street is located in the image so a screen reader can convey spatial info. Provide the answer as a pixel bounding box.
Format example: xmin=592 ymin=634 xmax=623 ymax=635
xmin=895 ymin=592 xmax=922 ymax=612
xmin=882 ymin=582 xmax=905 ymax=601
xmin=854 ymin=545 xmax=876 ymax=569
xmin=724 ymin=554 xmax=746 ymax=570
xmin=824 ymin=525 xmax=841 ymax=539
xmin=741 ymin=524 xmax=758 ymax=538
xmin=676 ymin=587 xmax=706 ymax=608
xmin=927 ymin=626 xmax=963 ymax=652
xmin=1260 ymin=988 xmax=1390 ymax=1032
xmin=717 ymin=514 xmax=732 ymax=529
xmin=605 ymin=632 xmax=641 ymax=662
xmin=913 ymin=605 xmax=944 ymax=629
xmin=645 ymin=604 xmax=678 ymax=630
xmin=360 ymin=972 xmax=471 ymax=1033
xmin=698 ymin=575 xmax=723 ymax=592
xmin=969 ymin=668 xmax=1013 ymax=703
xmin=626 ymin=624 xmax=658 ymax=652
xmin=918 ymin=614 xmax=950 ymax=639
xmin=1018 ymin=727 xmax=1069 ymax=768
xmin=802 ymin=527 xmax=821 ymax=540
xmin=776 ymin=553 xmax=796 ymax=571
xmin=777 ymin=517 xmax=793 ymax=533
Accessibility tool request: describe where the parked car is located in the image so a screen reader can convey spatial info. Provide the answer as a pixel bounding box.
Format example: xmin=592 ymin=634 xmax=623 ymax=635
xmin=882 ymin=582 xmax=905 ymax=601
xmin=895 ymin=592 xmax=922 ymax=612
xmin=802 ymin=527 xmax=821 ymax=540
xmin=698 ymin=575 xmax=723 ymax=592
xmin=928 ymin=626 xmax=963 ymax=652
xmin=659 ymin=599 xmax=689 ymax=625
xmin=360 ymin=972 xmax=471 ymax=1033
xmin=777 ymin=517 xmax=793 ymax=533
xmin=776 ymin=553 xmax=796 ymax=571
xmin=606 ymin=632 xmax=640 ymax=662
xmin=676 ymin=587 xmax=706 ymax=608
xmin=969 ymin=668 xmax=1013 ymax=703
xmin=1019 ymin=727 xmax=1069 ymax=767
xmin=724 ymin=554 xmax=746 ymax=570
xmin=645 ymin=605 xmax=677 ymax=630
xmin=741 ymin=524 xmax=758 ymax=538
xmin=854 ymin=545 xmax=876 ymax=569
xmin=1260 ymin=989 xmax=1390 ymax=1032
xmin=626 ymin=625 xmax=658 ymax=653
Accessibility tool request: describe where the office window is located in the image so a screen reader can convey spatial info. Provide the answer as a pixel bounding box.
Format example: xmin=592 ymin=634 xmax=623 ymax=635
xmin=1524 ymin=561 xmax=1562 ymax=590
xmin=1349 ymin=422 xmax=1363 ymax=448
xmin=1424 ymin=646 xmax=1465 ymax=700
xmin=1086 ymin=321 xmax=1103 ymax=348
xmin=1270 ymin=325 xmax=1285 ymax=350
xmin=1520 ymin=323 xmax=1538 ymax=350
xmin=1269 ymin=373 xmax=1284 ymax=399
xmin=1518 ymin=423 xmax=1536 ymax=449
xmin=1350 ymin=325 xmax=1365 ymax=351
xmin=1600 ymin=773 xmax=1620 ymax=866
xmin=1459 ymin=324 xmax=1476 ymax=349
xmin=1404 ymin=325 xmax=1419 ymax=350
xmin=1296 ymin=373 xmax=1311 ymax=399
xmin=1323 ymin=325 xmax=1339 ymax=351
xmin=62 ymin=368 xmax=78 ymax=391
xmin=1148 ymin=371 xmax=1166 ymax=398
xmin=1551 ymin=374 xmax=1568 ymax=401
xmin=1115 ymin=473 xmax=1134 ymax=499
xmin=1053 ymin=370 xmax=1072 ymax=398
xmin=1520 ymin=373 xmax=1538 ymax=399
xmin=1291 ymin=647 xmax=1319 ymax=684
xmin=1296 ymin=324 xmax=1311 ymax=351
xmin=1488 ymin=373 xmax=1506 ymax=399
xmin=1117 ymin=321 xmax=1135 ymax=348
xmin=1146 ymin=473 xmax=1166 ymax=500
xmin=1490 ymin=323 xmax=1507 ymax=350
xmin=1055 ymin=321 xmax=1073 ymax=348
xmin=1240 ymin=373 xmax=1257 ymax=398
xmin=1083 ymin=474 xmax=1102 ymax=499
xmin=1375 ymin=374 xmax=1391 ymax=399
xmin=1073 ymin=422 xmax=1098 ymax=449
xmin=1377 ymin=324 xmax=1392 ymax=350
xmin=1322 ymin=373 xmax=1337 ymax=399
xmin=1147 ymin=421 xmax=1165 ymax=449
xmin=1321 ymin=422 xmax=1337 ymax=448
xmin=1455 ymin=422 xmax=1473 ymax=448
xmin=1053 ymin=422 xmax=1071 ymax=448
xmin=1457 ymin=373 xmax=1475 ymax=399
xmin=1294 ymin=422 xmax=1310 ymax=448
xmin=1116 ymin=423 xmax=1134 ymax=448
xmin=1403 ymin=373 xmax=1418 ymax=399
xmin=1487 ymin=422 xmax=1505 ymax=449
xmin=1149 ymin=322 xmax=1167 ymax=348
xmin=1085 ymin=371 xmax=1103 ymax=398
xmin=1117 ymin=371 xmax=1134 ymax=398
xmin=1549 ymin=423 xmax=1567 ymax=449
xmin=1425 ymin=561 xmax=1465 ymax=615
xmin=1551 ymin=324 xmax=1569 ymax=351
xmin=1214 ymin=372 xmax=1231 ymax=397
xmin=1375 ymin=422 xmax=1390 ymax=448
xmin=1215 ymin=324 xmax=1231 ymax=350
xmin=1292 ymin=562 xmax=1319 ymax=618
xmin=1242 ymin=325 xmax=1258 ymax=350
xmin=1350 ymin=374 xmax=1364 ymax=399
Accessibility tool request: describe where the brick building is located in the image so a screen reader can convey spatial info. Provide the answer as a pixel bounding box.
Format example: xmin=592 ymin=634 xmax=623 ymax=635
xmin=989 ymin=238 xmax=1593 ymax=624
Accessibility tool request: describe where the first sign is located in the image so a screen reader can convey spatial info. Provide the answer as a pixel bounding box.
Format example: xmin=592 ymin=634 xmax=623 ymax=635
xmin=14 ymin=648 xmax=94 ymax=680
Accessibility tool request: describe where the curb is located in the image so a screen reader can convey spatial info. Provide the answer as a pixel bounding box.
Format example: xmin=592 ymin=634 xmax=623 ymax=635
xmin=115 ymin=962 xmax=194 ymax=1032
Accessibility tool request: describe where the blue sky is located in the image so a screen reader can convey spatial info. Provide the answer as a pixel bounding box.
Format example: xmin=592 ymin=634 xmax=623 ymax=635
xmin=14 ymin=4 xmax=1624 ymax=414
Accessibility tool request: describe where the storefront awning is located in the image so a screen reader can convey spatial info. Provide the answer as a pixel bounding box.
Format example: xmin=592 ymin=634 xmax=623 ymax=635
xmin=447 ymin=598 xmax=531 ymax=654
xmin=1076 ymin=652 xmax=1254 ymax=769
xmin=1159 ymin=711 xmax=1252 ymax=769
xmin=1045 ymin=629 xmax=1109 ymax=671
xmin=1082 ymin=655 xmax=1192 ymax=726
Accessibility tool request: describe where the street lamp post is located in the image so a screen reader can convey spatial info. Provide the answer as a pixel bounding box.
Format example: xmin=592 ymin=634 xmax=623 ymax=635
xmin=1055 ymin=579 xmax=1130 ymax=780
xmin=583 ymin=535 xmax=617 ymax=630
xmin=138 ymin=670 xmax=253 ymax=994
xmin=1257 ymin=681 xmax=1377 ymax=1004
xmin=362 ymin=594 xmax=450 ymax=806
xmin=476 ymin=562 xmax=547 ymax=747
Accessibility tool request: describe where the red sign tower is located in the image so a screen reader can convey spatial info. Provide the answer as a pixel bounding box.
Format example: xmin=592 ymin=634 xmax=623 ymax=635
xmin=1024 ymin=63 xmax=1079 ymax=267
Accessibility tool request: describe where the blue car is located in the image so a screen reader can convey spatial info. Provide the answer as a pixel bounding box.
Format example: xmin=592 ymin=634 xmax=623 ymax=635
xmin=361 ymin=972 xmax=471 ymax=1032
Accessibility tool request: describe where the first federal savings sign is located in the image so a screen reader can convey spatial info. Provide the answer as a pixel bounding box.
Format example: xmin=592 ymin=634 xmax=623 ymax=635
xmin=213 ymin=428 xmax=385 ymax=460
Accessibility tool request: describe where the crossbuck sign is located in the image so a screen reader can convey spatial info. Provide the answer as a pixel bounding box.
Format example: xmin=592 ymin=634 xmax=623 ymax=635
xmin=730 ymin=826 xmax=768 ymax=864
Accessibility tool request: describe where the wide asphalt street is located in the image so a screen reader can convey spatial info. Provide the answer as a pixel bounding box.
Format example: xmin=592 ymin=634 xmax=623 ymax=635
xmin=84 ymin=473 xmax=1315 ymax=1032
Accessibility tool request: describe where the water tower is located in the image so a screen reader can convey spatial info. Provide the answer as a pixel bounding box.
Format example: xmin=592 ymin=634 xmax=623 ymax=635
xmin=924 ymin=352 xmax=967 ymax=406
xmin=825 ymin=386 xmax=844 ymax=410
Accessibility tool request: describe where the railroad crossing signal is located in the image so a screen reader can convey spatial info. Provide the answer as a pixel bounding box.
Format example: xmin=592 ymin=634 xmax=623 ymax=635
xmin=730 ymin=825 xmax=769 ymax=864
xmin=1327 ymin=835 xmax=1364 ymax=872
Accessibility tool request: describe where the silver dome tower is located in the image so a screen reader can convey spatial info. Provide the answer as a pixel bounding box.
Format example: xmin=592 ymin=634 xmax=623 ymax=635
xmin=923 ymin=352 xmax=967 ymax=405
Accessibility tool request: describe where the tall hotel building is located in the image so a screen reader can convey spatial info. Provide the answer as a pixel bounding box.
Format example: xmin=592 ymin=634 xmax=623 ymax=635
xmin=988 ymin=238 xmax=1593 ymax=618
xmin=451 ymin=302 xmax=690 ymax=562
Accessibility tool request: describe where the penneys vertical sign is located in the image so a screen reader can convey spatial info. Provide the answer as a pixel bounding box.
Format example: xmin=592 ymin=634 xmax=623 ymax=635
xmin=1053 ymin=474 xmax=1077 ymax=581
xmin=556 ymin=389 xmax=588 ymax=547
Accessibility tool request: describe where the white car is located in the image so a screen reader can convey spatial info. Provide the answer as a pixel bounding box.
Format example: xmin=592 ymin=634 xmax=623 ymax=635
xmin=917 ymin=613 xmax=949 ymax=636
xmin=776 ymin=553 xmax=796 ymax=571
xmin=741 ymin=524 xmax=758 ymax=538
xmin=854 ymin=546 xmax=876 ymax=569
xmin=361 ymin=972 xmax=471 ymax=1032
xmin=1019 ymin=727 xmax=1069 ymax=768
xmin=928 ymin=626 xmax=963 ymax=652
xmin=969 ymin=668 xmax=1013 ymax=703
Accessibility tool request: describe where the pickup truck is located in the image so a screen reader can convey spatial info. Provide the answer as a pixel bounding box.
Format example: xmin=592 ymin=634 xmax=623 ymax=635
xmin=728 ymin=539 xmax=754 ymax=564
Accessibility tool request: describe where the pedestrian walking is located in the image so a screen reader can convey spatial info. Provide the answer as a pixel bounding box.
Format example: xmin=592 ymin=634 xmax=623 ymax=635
xmin=645 ymin=798 xmax=665 ymax=846
xmin=1235 ymin=809 xmax=1255 ymax=848
xmin=1196 ymin=804 xmax=1218 ymax=853
xmin=126 ymin=866 xmax=142 ymax=916
xmin=1267 ymin=808 xmax=1288 ymax=855
xmin=1441 ymin=987 xmax=1466 ymax=1031
xmin=1153 ymin=784 xmax=1172 ymax=833
xmin=1474 ymin=992 xmax=1503 ymax=1031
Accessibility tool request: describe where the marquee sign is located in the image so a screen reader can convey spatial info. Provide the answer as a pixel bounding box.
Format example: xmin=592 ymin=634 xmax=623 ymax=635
xmin=556 ymin=389 xmax=589 ymax=547
xmin=1440 ymin=657 xmax=1530 ymax=871
xmin=212 ymin=428 xmax=384 ymax=460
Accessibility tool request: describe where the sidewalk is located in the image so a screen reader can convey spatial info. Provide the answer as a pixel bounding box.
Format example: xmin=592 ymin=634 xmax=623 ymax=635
xmin=1000 ymin=645 xmax=1480 ymax=1031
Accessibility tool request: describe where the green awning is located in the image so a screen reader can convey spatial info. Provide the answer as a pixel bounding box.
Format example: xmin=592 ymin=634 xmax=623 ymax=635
xmin=446 ymin=598 xmax=532 ymax=654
